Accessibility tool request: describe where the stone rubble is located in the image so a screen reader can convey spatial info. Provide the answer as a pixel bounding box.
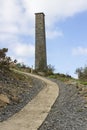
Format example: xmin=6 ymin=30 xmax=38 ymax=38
xmin=0 ymin=73 xmax=45 ymax=122
xmin=38 ymin=79 xmax=87 ymax=130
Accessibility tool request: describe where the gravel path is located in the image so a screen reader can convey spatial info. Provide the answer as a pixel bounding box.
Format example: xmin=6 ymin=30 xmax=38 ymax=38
xmin=38 ymin=79 xmax=87 ymax=130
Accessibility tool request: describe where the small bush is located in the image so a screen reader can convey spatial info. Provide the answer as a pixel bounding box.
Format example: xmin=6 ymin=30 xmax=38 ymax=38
xmin=75 ymin=65 xmax=87 ymax=82
xmin=0 ymin=48 xmax=11 ymax=71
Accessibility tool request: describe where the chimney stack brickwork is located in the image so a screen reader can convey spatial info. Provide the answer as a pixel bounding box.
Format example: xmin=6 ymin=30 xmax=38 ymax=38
xmin=35 ymin=13 xmax=47 ymax=71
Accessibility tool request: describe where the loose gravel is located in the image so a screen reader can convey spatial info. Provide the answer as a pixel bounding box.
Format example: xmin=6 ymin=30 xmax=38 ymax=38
xmin=0 ymin=78 xmax=45 ymax=122
xmin=38 ymin=79 xmax=87 ymax=130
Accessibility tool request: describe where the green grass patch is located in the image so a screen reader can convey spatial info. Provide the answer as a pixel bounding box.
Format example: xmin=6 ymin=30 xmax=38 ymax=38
xmin=79 ymin=81 xmax=87 ymax=85
xmin=48 ymin=73 xmax=74 ymax=82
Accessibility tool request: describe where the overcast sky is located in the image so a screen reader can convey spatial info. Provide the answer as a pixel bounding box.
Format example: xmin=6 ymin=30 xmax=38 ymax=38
xmin=0 ymin=0 xmax=87 ymax=78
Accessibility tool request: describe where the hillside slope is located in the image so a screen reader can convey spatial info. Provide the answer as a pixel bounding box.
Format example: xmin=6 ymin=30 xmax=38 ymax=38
xmin=0 ymin=70 xmax=44 ymax=121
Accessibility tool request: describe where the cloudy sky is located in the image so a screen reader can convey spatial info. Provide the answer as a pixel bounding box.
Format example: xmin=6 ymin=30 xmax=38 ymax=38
xmin=0 ymin=0 xmax=87 ymax=78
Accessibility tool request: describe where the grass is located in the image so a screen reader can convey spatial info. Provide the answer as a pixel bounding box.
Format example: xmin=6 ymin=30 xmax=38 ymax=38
xmin=0 ymin=68 xmax=32 ymax=84
xmin=79 ymin=81 xmax=87 ymax=85
xmin=10 ymin=70 xmax=32 ymax=83
xmin=48 ymin=73 xmax=74 ymax=82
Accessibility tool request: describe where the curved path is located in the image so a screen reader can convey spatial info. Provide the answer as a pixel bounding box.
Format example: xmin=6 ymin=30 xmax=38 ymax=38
xmin=0 ymin=72 xmax=59 ymax=130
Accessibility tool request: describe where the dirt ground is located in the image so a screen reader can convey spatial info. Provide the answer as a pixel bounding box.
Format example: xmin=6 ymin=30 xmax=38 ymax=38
xmin=0 ymin=72 xmax=59 ymax=130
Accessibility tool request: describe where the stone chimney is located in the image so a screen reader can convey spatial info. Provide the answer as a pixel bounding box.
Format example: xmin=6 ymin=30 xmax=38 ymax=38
xmin=35 ymin=13 xmax=47 ymax=71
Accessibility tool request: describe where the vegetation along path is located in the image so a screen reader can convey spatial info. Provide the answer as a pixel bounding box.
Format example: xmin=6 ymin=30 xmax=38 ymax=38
xmin=0 ymin=71 xmax=59 ymax=130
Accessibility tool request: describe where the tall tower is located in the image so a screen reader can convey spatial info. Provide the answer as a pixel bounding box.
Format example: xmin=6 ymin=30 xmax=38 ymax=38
xmin=35 ymin=13 xmax=47 ymax=71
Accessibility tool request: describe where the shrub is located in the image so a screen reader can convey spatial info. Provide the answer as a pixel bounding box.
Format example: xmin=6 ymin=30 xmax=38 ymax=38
xmin=75 ymin=65 xmax=87 ymax=81
xmin=46 ymin=64 xmax=55 ymax=75
xmin=0 ymin=48 xmax=11 ymax=71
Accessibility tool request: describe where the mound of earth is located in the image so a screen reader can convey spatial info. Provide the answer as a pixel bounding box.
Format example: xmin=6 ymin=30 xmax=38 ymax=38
xmin=0 ymin=70 xmax=44 ymax=122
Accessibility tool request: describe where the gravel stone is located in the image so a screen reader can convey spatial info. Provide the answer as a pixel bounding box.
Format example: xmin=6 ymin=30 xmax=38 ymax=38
xmin=38 ymin=79 xmax=87 ymax=130
xmin=0 ymin=78 xmax=45 ymax=122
